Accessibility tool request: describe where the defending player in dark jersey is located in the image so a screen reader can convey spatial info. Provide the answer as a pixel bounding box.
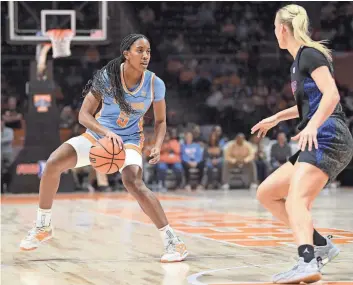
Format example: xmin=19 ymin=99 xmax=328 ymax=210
xmin=251 ymin=4 xmax=353 ymax=284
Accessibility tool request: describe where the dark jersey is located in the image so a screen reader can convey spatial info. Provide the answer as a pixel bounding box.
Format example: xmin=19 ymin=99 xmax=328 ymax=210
xmin=288 ymin=46 xmax=353 ymax=181
xmin=290 ymin=46 xmax=345 ymax=130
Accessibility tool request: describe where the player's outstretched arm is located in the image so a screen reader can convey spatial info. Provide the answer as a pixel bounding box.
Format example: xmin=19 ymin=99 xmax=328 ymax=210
xmin=275 ymin=105 xmax=300 ymax=121
xmin=251 ymin=105 xmax=299 ymax=138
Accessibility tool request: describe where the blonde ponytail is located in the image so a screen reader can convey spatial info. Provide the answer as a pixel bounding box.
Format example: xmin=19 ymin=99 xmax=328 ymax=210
xmin=277 ymin=4 xmax=332 ymax=62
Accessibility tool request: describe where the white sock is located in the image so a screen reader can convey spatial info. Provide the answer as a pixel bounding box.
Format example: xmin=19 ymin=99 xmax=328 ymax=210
xmin=159 ymin=224 xmax=177 ymax=247
xmin=36 ymin=208 xmax=52 ymax=228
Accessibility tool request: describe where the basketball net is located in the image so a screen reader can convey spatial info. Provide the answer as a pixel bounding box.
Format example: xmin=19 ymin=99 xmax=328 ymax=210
xmin=46 ymin=29 xmax=74 ymax=58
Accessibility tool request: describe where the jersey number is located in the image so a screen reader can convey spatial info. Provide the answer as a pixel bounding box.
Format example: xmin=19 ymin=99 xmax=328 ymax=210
xmin=117 ymin=102 xmax=145 ymax=128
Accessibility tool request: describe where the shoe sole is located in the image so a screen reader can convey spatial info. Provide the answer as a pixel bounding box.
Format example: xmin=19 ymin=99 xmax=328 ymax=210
xmin=276 ymin=272 xmax=322 ymax=284
xmin=160 ymin=251 xmax=189 ymax=263
xmin=20 ymin=235 xmax=53 ymax=251
xmin=318 ymin=247 xmax=340 ymax=270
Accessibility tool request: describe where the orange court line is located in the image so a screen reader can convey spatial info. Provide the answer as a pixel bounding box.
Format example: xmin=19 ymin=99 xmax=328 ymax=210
xmin=316 ymin=228 xmax=352 ymax=233
xmin=329 ymin=238 xmax=353 ymax=244
xmin=96 ymin=206 xmax=353 ymax=247
xmin=228 ymin=240 xmax=294 ymax=246
xmin=337 ymin=233 xmax=353 ymax=237
xmin=209 ymin=222 xmax=259 ymax=227
xmin=205 ymin=233 xmax=295 ymax=240
xmin=174 ymin=228 xmax=221 ymax=234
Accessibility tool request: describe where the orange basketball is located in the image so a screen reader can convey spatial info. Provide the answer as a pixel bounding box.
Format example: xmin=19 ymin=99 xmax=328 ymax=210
xmin=89 ymin=137 xmax=125 ymax=174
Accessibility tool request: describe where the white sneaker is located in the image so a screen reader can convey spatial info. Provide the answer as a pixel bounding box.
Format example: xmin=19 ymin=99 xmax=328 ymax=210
xmin=315 ymin=236 xmax=340 ymax=270
xmin=273 ymin=257 xmax=321 ymax=284
xmin=20 ymin=224 xmax=53 ymax=251
xmin=222 ymin=184 xmax=229 ymax=190
xmin=161 ymin=237 xmax=188 ymax=263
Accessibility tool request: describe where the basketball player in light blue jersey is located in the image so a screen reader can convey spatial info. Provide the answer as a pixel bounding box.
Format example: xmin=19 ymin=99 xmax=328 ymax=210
xmin=20 ymin=34 xmax=188 ymax=263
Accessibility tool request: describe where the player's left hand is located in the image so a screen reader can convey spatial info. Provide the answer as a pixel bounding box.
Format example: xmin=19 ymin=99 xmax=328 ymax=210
xmin=149 ymin=147 xmax=161 ymax=164
xmin=291 ymin=124 xmax=318 ymax=152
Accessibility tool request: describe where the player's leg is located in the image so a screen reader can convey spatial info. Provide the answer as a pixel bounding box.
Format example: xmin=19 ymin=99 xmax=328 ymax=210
xmin=256 ymin=161 xmax=294 ymax=225
xmin=273 ymin=162 xmax=327 ymax=283
xmin=121 ymin=148 xmax=188 ymax=262
xmin=257 ymin=161 xmax=338 ymax=270
xmin=20 ymin=135 xmax=93 ymax=251
xmin=122 ymin=164 xmax=168 ymax=228
xmin=38 ymin=144 xmax=77 ymax=209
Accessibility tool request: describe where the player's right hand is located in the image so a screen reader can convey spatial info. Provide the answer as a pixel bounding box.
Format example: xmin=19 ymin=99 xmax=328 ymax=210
xmin=104 ymin=130 xmax=123 ymax=149
xmin=251 ymin=115 xmax=280 ymax=138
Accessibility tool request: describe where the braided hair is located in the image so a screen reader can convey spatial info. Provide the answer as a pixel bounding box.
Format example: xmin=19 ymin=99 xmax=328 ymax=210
xmin=82 ymin=34 xmax=149 ymax=115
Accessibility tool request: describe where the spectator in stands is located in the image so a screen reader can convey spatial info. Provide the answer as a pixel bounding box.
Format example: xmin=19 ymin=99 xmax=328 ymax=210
xmin=249 ymin=134 xmax=268 ymax=183
xmin=172 ymin=33 xmax=190 ymax=54
xmin=270 ymin=132 xmax=292 ymax=172
xmin=1 ymin=118 xmax=14 ymax=193
xmin=2 ymin=96 xmax=23 ymax=129
xmin=205 ymin=131 xmax=223 ymax=189
xmin=181 ymin=131 xmax=205 ymax=191
xmin=139 ymin=5 xmax=155 ymax=25
xmin=192 ymin=124 xmax=205 ymax=145
xmin=1 ymin=118 xmax=14 ymax=164
xmin=156 ymin=131 xmax=183 ymax=191
xmin=197 ymin=3 xmax=215 ymax=27
xmin=60 ymin=106 xmax=77 ymax=129
xmin=205 ymin=86 xmax=224 ymax=122
xmin=221 ymin=18 xmax=236 ymax=37
xmin=170 ymin=127 xmax=180 ymax=141
xmin=179 ymin=67 xmax=196 ymax=98
xmin=213 ymin=125 xmax=227 ymax=148
xmin=222 ymin=133 xmax=257 ymax=189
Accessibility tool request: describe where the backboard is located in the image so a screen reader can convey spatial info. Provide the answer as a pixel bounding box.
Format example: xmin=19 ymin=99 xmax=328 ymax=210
xmin=7 ymin=1 xmax=109 ymax=45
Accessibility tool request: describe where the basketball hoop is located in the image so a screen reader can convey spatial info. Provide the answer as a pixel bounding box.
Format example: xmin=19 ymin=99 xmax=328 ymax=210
xmin=46 ymin=29 xmax=74 ymax=58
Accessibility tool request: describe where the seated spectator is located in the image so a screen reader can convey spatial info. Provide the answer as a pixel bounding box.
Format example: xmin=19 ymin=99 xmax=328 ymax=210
xmin=181 ymin=132 xmax=205 ymax=191
xmin=249 ymin=134 xmax=268 ymax=183
xmin=170 ymin=127 xmax=180 ymax=141
xmin=2 ymin=96 xmax=23 ymax=129
xmin=1 ymin=118 xmax=14 ymax=164
xmin=192 ymin=124 xmax=206 ymax=145
xmin=270 ymin=132 xmax=292 ymax=172
xmin=1 ymin=119 xmax=14 ymax=192
xmin=213 ymin=125 xmax=227 ymax=148
xmin=156 ymin=131 xmax=183 ymax=191
xmin=205 ymin=131 xmax=223 ymax=189
xmin=222 ymin=133 xmax=257 ymax=189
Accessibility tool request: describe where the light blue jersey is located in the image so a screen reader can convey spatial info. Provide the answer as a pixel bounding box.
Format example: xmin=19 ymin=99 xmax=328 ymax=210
xmin=86 ymin=64 xmax=165 ymax=151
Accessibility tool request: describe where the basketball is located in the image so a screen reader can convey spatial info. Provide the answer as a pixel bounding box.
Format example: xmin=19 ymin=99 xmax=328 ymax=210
xmin=89 ymin=137 xmax=125 ymax=174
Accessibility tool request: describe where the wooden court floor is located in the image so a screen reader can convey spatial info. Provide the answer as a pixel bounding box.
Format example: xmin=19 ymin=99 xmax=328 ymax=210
xmin=2 ymin=188 xmax=353 ymax=285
